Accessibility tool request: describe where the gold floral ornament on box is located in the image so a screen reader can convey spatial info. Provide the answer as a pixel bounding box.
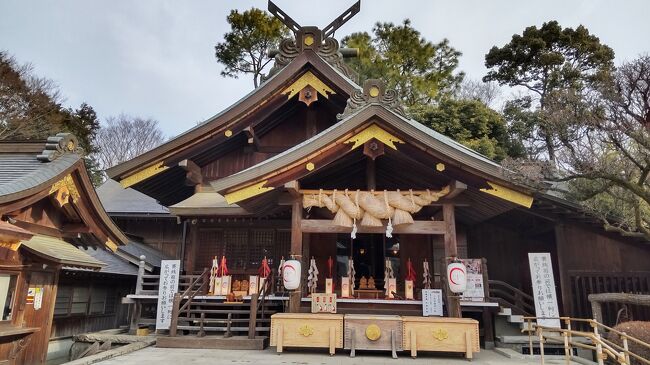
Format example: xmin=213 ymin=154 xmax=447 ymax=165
xmin=432 ymin=328 xmax=449 ymax=341
xmin=365 ymin=324 xmax=381 ymax=341
xmin=298 ymin=324 xmax=314 ymax=337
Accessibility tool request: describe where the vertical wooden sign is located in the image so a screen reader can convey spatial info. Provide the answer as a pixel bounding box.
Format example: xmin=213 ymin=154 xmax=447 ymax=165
xmin=156 ymin=260 xmax=180 ymax=330
xmin=528 ymin=253 xmax=560 ymax=328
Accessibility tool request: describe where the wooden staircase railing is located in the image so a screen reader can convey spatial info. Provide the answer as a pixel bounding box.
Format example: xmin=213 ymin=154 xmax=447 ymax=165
xmin=169 ymin=268 xmax=210 ymax=337
xmin=524 ymin=316 xmax=650 ymax=365
xmin=248 ymin=272 xmax=274 ymax=339
xmin=489 ymin=279 xmax=535 ymax=316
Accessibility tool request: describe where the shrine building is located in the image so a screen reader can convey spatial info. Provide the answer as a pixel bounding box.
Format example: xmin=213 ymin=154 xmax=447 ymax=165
xmin=104 ymin=1 xmax=650 ymax=357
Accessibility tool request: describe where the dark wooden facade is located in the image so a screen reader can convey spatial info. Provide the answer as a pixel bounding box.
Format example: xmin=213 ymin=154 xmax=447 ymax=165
xmin=0 ymin=134 xmax=128 ymax=365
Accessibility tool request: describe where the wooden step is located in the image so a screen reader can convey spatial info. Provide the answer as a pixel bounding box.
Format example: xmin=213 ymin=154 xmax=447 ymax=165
xmin=176 ymin=326 xmax=270 ymax=332
xmin=177 ymin=317 xmax=271 ymax=323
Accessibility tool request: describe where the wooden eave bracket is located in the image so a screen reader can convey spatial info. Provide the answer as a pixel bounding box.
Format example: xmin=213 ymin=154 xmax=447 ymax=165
xmin=179 ymin=159 xmax=203 ymax=186
xmin=243 ymin=126 xmax=261 ymax=151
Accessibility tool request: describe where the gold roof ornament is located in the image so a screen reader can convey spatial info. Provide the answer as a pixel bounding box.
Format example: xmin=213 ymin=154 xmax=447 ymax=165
xmin=345 ymin=124 xmax=404 ymax=150
xmin=120 ymin=162 xmax=168 ymax=189
xmin=37 ymin=133 xmax=84 ymax=162
xmin=337 ymin=79 xmax=407 ymax=120
xmin=50 ymin=174 xmax=81 ymax=207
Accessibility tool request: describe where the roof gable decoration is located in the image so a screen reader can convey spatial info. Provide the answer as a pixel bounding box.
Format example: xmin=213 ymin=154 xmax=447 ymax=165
xmin=37 ymin=133 xmax=84 ymax=162
xmin=282 ymin=70 xmax=336 ymax=107
xmin=337 ymin=79 xmax=407 ymax=120
xmin=263 ymin=1 xmax=360 ymax=83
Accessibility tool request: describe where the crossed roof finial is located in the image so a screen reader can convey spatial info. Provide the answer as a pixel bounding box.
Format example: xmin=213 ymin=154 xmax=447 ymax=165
xmin=268 ymin=1 xmax=361 ymax=38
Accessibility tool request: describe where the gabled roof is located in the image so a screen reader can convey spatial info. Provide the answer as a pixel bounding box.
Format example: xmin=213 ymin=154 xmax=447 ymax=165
xmin=106 ymin=50 xmax=360 ymax=184
xmin=21 ymin=235 xmax=105 ymax=271
xmin=97 ymin=179 xmax=169 ymax=215
xmin=69 ymin=246 xmax=139 ymax=276
xmin=0 ymin=134 xmax=129 ymax=248
xmin=210 ymin=80 xmax=533 ymax=207
xmin=116 ymin=240 xmax=172 ymax=272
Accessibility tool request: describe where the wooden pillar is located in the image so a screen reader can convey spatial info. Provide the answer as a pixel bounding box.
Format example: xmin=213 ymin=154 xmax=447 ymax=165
xmin=554 ymin=224 xmax=572 ymax=317
xmin=442 ymin=204 xmax=461 ymax=317
xmin=443 ymin=204 xmax=458 ymax=257
xmin=289 ymin=197 xmax=303 ymax=313
xmin=366 ymin=158 xmax=376 ymax=190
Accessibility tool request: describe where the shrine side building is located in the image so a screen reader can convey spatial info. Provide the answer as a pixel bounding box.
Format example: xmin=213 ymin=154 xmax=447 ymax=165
xmin=106 ymin=24 xmax=650 ymax=340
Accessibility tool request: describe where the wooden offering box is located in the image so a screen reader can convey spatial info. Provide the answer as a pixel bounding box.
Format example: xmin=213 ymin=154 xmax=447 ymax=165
xmin=402 ymin=317 xmax=479 ymax=359
xmin=270 ymin=313 xmax=344 ymax=355
xmin=344 ymin=314 xmax=402 ymax=358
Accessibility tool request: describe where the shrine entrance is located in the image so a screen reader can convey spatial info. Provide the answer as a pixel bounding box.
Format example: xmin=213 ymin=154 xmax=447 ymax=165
xmin=335 ymin=234 xmax=400 ymax=288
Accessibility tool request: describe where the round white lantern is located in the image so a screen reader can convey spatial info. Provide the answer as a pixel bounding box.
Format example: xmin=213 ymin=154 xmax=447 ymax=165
xmin=283 ymin=259 xmax=302 ymax=290
xmin=447 ymin=261 xmax=467 ymax=293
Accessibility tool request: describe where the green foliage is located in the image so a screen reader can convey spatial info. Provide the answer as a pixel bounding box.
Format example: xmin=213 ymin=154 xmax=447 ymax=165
xmin=343 ymin=20 xmax=464 ymax=107
xmin=214 ymin=8 xmax=289 ymax=88
xmin=410 ymin=99 xmax=523 ymax=161
xmin=483 ymin=21 xmax=615 ymax=162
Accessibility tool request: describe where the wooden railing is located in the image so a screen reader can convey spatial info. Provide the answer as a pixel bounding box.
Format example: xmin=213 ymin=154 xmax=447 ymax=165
xmin=248 ymin=272 xmax=274 ymax=339
xmin=169 ymin=268 xmax=210 ymax=337
xmin=488 ymin=279 xmax=535 ymax=316
xmin=524 ymin=316 xmax=650 ymax=365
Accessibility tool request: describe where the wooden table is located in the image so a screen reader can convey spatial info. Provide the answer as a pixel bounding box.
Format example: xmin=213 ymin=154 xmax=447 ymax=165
xmin=270 ymin=313 xmax=344 ymax=355
xmin=344 ymin=314 xmax=402 ymax=358
xmin=402 ymin=316 xmax=479 ymax=360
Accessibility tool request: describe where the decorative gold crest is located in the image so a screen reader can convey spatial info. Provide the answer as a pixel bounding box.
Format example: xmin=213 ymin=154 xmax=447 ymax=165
xmin=345 ymin=124 xmax=404 ymax=150
xmin=365 ymin=324 xmax=381 ymax=341
xmin=304 ymin=35 xmax=314 ymax=46
xmin=432 ymin=328 xmax=448 ymax=341
xmin=298 ymin=325 xmax=314 ymax=337
xmin=49 ymin=174 xmax=80 ymax=207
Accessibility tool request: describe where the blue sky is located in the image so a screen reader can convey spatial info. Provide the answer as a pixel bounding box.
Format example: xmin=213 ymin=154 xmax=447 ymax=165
xmin=1 ymin=0 xmax=648 ymax=137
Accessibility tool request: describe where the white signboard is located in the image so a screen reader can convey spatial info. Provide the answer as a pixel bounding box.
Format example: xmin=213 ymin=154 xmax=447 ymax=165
xmin=156 ymin=260 xmax=181 ymax=330
xmin=528 ymin=253 xmax=561 ymax=328
xmin=422 ymin=289 xmax=443 ymax=316
xmin=460 ymin=259 xmax=485 ymax=301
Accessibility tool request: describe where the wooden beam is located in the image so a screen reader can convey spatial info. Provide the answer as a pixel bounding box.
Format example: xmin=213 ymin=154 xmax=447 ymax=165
xmin=178 ymin=159 xmax=203 ymax=186
xmin=243 ymin=126 xmax=261 ymax=150
xmin=445 ymin=180 xmax=467 ymax=200
xmin=443 ymin=204 xmax=458 ymax=257
xmin=300 ymin=220 xmax=447 ymax=235
xmin=61 ymin=223 xmax=91 ymax=234
xmin=285 ymin=181 xmax=300 ymax=199
xmin=366 ymin=158 xmax=376 ymax=190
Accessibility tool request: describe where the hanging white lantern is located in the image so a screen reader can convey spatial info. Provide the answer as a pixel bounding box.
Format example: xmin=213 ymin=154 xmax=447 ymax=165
xmin=447 ymin=261 xmax=467 ymax=293
xmin=283 ymin=259 xmax=302 ymax=290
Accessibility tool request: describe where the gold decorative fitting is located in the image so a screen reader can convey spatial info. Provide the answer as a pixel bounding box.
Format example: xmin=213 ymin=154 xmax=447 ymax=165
xmin=298 ymin=325 xmax=314 ymax=337
xmin=105 ymin=239 xmax=118 ymax=252
xmin=345 ymin=124 xmax=404 ymax=150
xmin=0 ymin=241 xmax=21 ymax=251
xmin=50 ymin=174 xmax=81 ymax=207
xmin=369 ymin=86 xmax=380 ymax=98
xmin=66 ymin=141 xmax=75 ymax=151
xmin=365 ymin=324 xmax=381 ymax=341
xmin=304 ymin=35 xmax=314 ymax=46
xmin=282 ymin=71 xmax=335 ymax=100
xmin=225 ymin=130 xmax=233 ymax=137
xmin=305 ymin=162 xmax=315 ymax=171
xmin=224 ymin=180 xmax=274 ymax=204
xmin=480 ymin=181 xmax=534 ymax=208
xmin=436 ymin=163 xmax=446 ymax=172
xmin=121 ymin=162 xmax=168 ymax=189
xmin=432 ymin=328 xmax=449 ymax=341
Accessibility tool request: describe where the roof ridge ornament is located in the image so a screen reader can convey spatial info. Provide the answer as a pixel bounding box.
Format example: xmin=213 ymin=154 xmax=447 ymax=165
xmin=337 ymin=79 xmax=407 ymax=120
xmin=37 ymin=133 xmax=84 ymax=162
xmin=263 ymin=1 xmax=360 ymax=83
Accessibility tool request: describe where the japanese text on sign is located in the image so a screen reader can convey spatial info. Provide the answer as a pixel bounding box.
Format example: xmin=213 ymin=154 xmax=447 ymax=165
xmin=422 ymin=289 xmax=443 ymax=316
xmin=528 ymin=253 xmax=560 ymax=328
xmin=156 ymin=260 xmax=181 ymax=330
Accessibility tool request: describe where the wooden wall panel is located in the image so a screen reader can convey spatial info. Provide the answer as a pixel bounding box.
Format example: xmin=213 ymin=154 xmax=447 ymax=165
xmin=112 ymin=217 xmax=182 ymax=259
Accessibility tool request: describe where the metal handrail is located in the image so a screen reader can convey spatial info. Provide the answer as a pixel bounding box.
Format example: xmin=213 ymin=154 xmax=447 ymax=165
xmin=523 ymin=316 xmax=649 ymax=365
